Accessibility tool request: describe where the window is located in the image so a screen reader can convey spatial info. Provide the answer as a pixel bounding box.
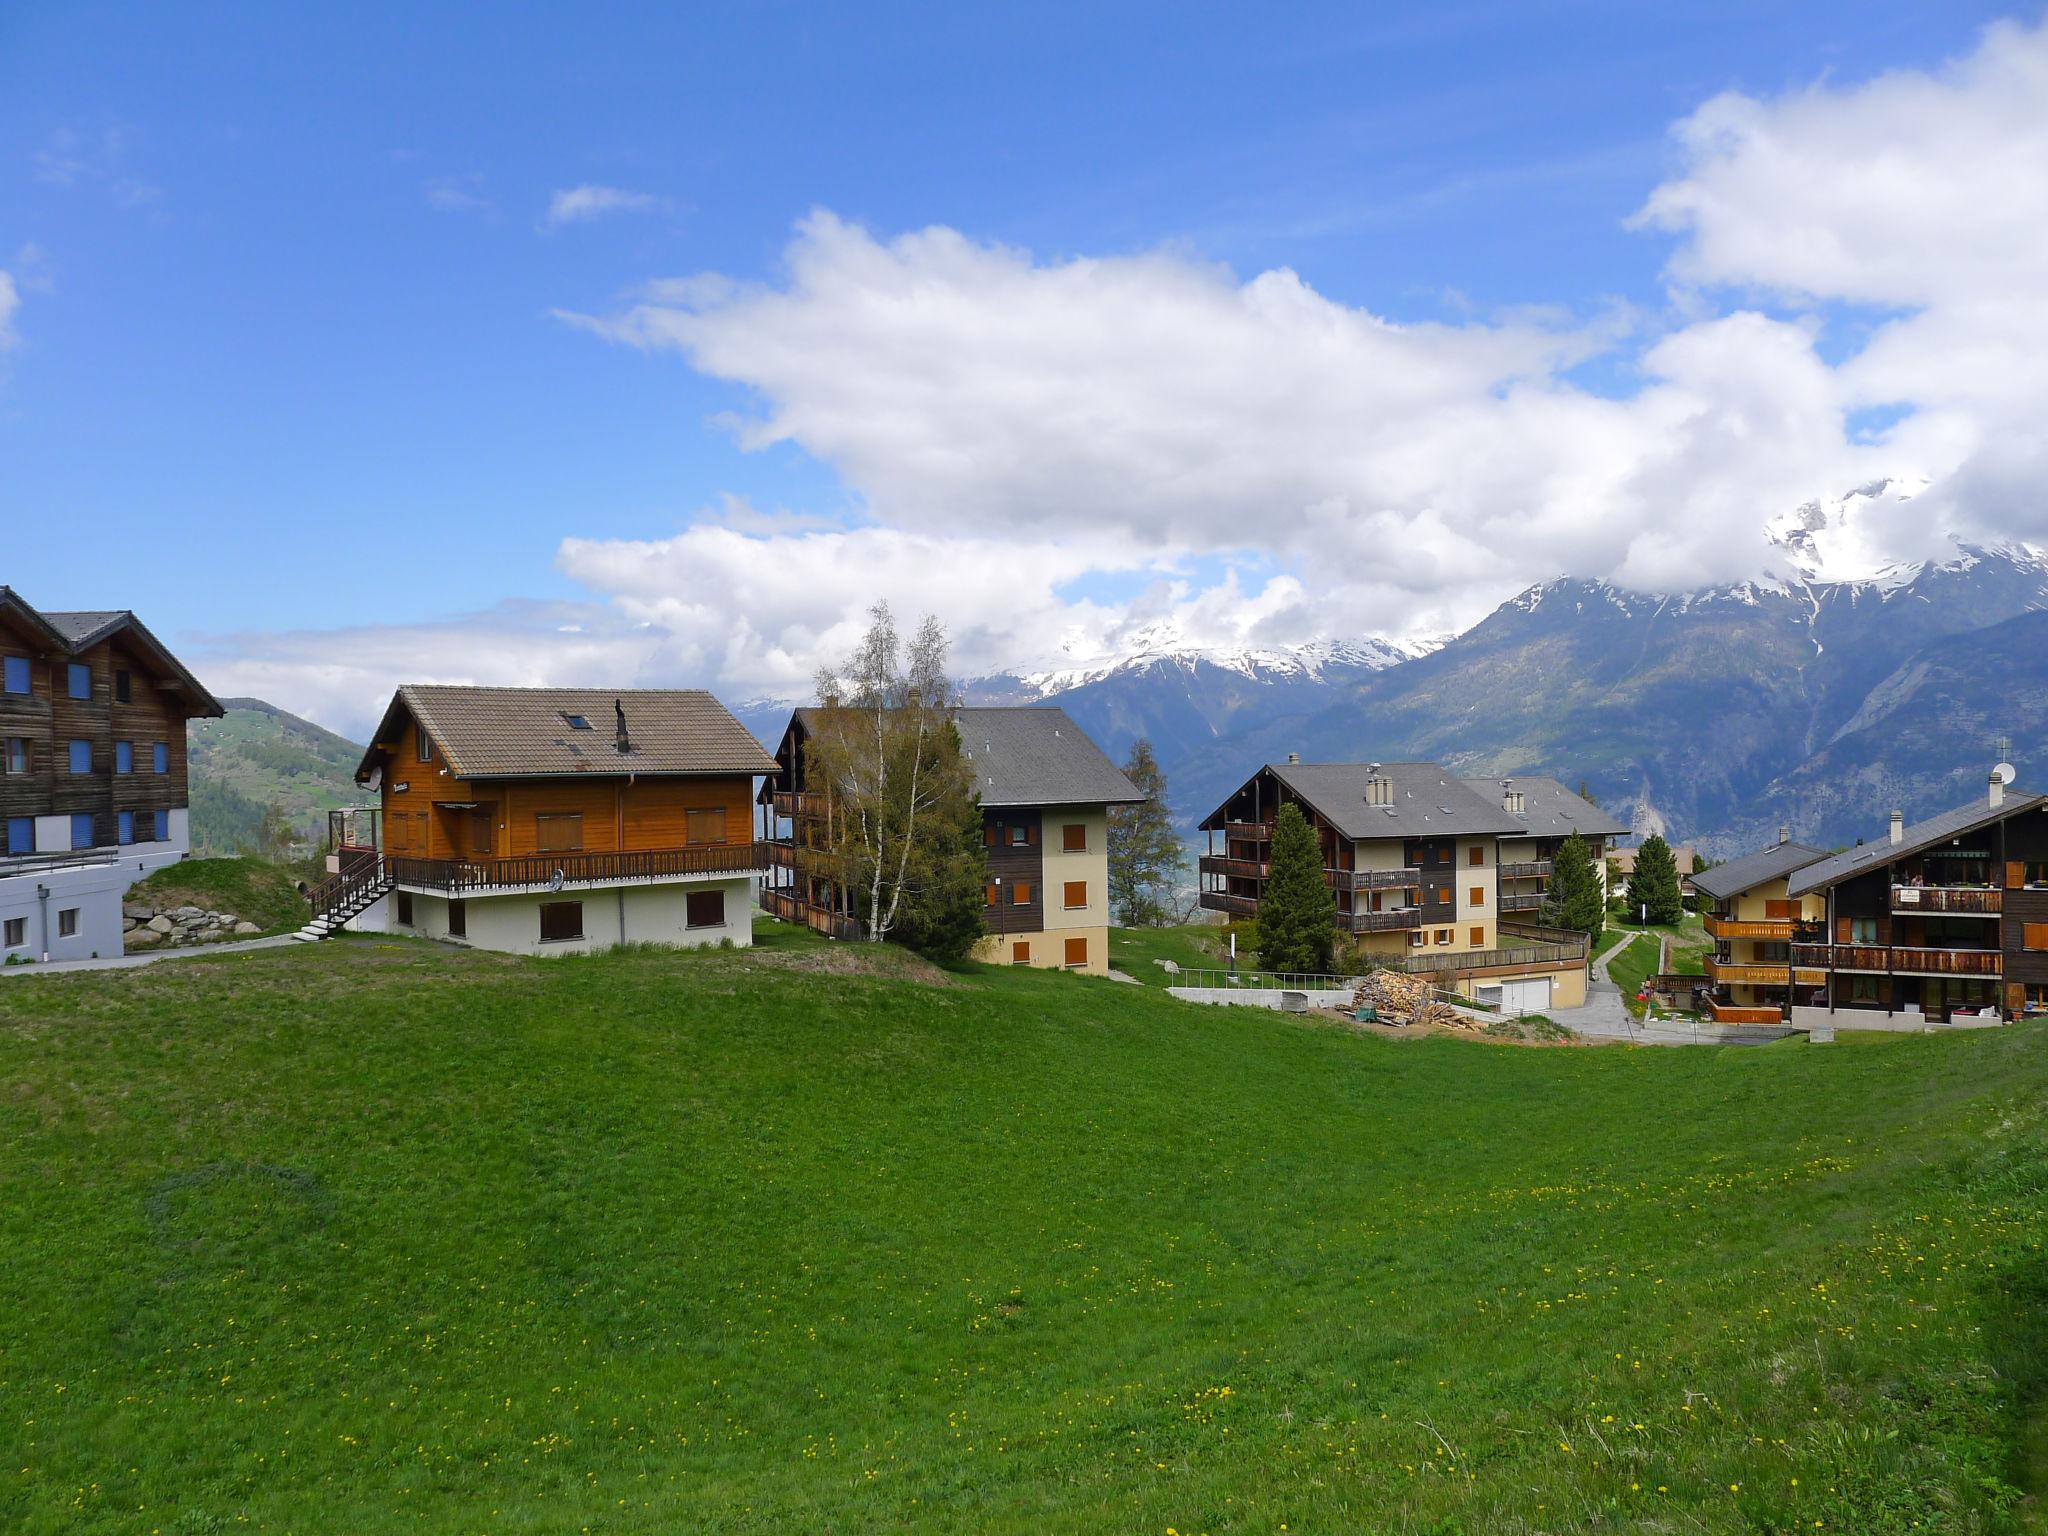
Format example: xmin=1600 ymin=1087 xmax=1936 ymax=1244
xmin=1 ymin=656 xmax=27 ymax=694
xmin=1848 ymin=975 xmax=1881 ymax=1003
xmin=686 ymin=889 xmax=726 ymax=929
xmin=1469 ymin=846 xmax=1484 ymax=866
xmin=1008 ymin=822 xmax=1034 ymax=847
xmin=469 ymin=811 xmax=493 ymax=857
xmin=115 ymin=741 xmax=133 ymax=773
xmin=114 ymin=669 xmax=131 ymax=703
xmin=1012 ymin=940 xmax=1031 ymax=964
xmin=1468 ymin=885 xmax=1484 ymax=907
xmin=447 ymin=900 xmax=466 ymax=938
xmin=1407 ymin=931 xmax=1425 ymax=947
xmin=153 ymin=809 xmax=168 ymax=841
xmin=1435 ymin=886 xmax=1451 ymax=905
xmin=1438 ymin=846 xmax=1451 ymax=864
xmin=396 ymin=892 xmax=414 ymax=926
xmin=1063 ymin=935 xmax=1088 ymax=969
xmin=2 ymin=737 xmax=24 ymax=774
xmin=118 ymin=811 xmax=135 ymax=844
xmin=535 ymin=813 xmax=584 ymax=853
xmin=1435 ymin=928 xmax=1453 ymax=945
xmin=70 ymin=814 xmax=93 ymax=850
xmin=153 ymin=742 xmax=168 ymax=774
xmin=3 ymin=917 xmax=23 ymax=948
xmin=1765 ymin=899 xmax=1796 ymax=920
xmin=58 ymin=908 xmax=78 ymax=938
xmin=416 ymin=730 xmax=433 ymax=763
xmin=1009 ymin=880 xmax=1033 ymax=907
xmin=1849 ymin=917 xmax=1878 ymax=944
xmin=1754 ymin=941 xmax=1791 ymax=963
xmin=686 ymin=807 xmax=728 ymax=846
xmin=2024 ymin=923 xmax=2048 ymax=953
xmin=68 ymin=740 xmax=91 ymax=773
xmin=1470 ymin=926 xmax=1485 ymax=947
xmin=1063 ymin=879 xmax=1087 ymax=910
xmin=5 ymin=816 xmax=31 ymax=854
xmin=559 ymin=712 xmax=593 ymax=731
xmin=66 ymin=662 xmax=90 ymax=699
xmin=1062 ymin=822 xmax=1087 ymax=852
xmin=539 ymin=900 xmax=583 ymax=942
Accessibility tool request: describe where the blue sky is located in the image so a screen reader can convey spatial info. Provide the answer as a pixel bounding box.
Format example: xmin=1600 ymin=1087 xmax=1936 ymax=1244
xmin=2 ymin=2 xmax=2041 ymax=730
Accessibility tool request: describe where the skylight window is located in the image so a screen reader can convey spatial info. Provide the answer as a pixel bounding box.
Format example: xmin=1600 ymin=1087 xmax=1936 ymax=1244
xmin=560 ymin=712 xmax=594 ymax=731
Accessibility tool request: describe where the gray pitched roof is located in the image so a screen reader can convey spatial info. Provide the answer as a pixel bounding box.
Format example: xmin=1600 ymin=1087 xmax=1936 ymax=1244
xmin=363 ymin=685 xmax=777 ymax=782
xmin=1786 ymin=790 xmax=2048 ymax=896
xmin=42 ymin=610 xmax=131 ymax=648
xmin=1690 ymin=841 xmax=1830 ymax=902
xmin=1210 ymin=761 xmax=1526 ymax=839
xmin=0 ymin=594 xmax=223 ymax=717
xmin=1460 ymin=774 xmax=1628 ymax=839
xmin=952 ymin=706 xmax=1144 ymax=808
xmin=0 ymin=587 xmax=72 ymax=652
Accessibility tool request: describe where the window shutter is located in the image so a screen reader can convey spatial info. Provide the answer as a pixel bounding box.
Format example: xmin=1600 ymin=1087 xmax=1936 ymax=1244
xmin=2024 ymin=923 xmax=2048 ymax=953
xmin=1025 ymin=822 xmax=1038 ymax=846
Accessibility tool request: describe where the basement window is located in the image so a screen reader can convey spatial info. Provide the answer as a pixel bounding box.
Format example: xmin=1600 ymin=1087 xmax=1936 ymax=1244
xmin=539 ymin=900 xmax=583 ymax=943
xmin=58 ymin=908 xmax=78 ymax=938
xmin=686 ymin=889 xmax=726 ymax=929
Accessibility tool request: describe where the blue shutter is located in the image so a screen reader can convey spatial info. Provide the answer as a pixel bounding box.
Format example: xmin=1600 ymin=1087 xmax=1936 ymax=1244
xmin=1 ymin=656 xmax=27 ymax=693
xmin=119 ymin=811 xmax=134 ymax=844
xmin=153 ymin=810 xmax=168 ymax=841
xmin=5 ymin=816 xmax=32 ymax=854
xmin=68 ymin=740 xmax=90 ymax=773
xmin=116 ymin=741 xmax=133 ymax=773
xmin=154 ymin=741 xmax=169 ymax=773
xmin=67 ymin=663 xmax=90 ymax=699
xmin=71 ymin=814 xmax=93 ymax=850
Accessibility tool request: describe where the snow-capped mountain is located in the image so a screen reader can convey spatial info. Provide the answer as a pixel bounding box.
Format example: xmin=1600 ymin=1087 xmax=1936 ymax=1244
xmin=998 ymin=626 xmax=1433 ymax=699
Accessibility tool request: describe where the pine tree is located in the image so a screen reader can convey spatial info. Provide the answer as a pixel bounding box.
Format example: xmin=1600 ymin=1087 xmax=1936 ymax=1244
xmin=1625 ymin=834 xmax=1685 ymax=926
xmin=1107 ymin=739 xmax=1181 ymax=926
xmin=1543 ymin=831 xmax=1605 ymax=945
xmin=1257 ymin=801 xmax=1336 ymax=975
xmin=890 ymin=722 xmax=989 ymax=964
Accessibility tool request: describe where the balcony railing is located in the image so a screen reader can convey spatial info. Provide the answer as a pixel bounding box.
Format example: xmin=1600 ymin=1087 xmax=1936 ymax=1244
xmin=1391 ymin=936 xmax=1588 ymax=976
xmin=1791 ymin=941 xmax=2003 ymax=977
xmin=1703 ymin=913 xmax=1795 ymax=940
xmin=1704 ymin=999 xmax=1785 ymax=1024
xmin=1197 ymin=853 xmax=1266 ymax=880
xmin=0 ymin=846 xmax=122 ymax=879
xmin=1343 ymin=908 xmax=1423 ymax=933
xmin=769 ymin=791 xmax=827 ymax=821
xmin=1196 ymin=856 xmax=1422 ymax=893
xmin=389 ymin=842 xmax=766 ymax=895
xmin=762 ymin=887 xmax=862 ymax=940
xmin=1197 ymin=890 xmax=1260 ymax=919
xmin=1704 ymin=956 xmax=1825 ymax=986
xmin=1890 ymin=885 xmax=2002 ymax=915
xmin=1498 ymin=860 xmax=1554 ymax=880
xmin=1220 ymin=821 xmax=1272 ymax=841
xmin=1500 ymin=891 xmax=1545 ymax=912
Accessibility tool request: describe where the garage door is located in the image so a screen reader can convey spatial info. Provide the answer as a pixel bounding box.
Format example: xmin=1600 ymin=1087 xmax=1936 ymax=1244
xmin=1500 ymin=977 xmax=1552 ymax=1014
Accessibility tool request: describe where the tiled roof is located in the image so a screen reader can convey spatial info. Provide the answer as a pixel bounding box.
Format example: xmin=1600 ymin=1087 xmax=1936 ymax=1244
xmin=42 ymin=610 xmax=131 ymax=648
xmin=1786 ymin=790 xmax=2047 ymax=896
xmin=365 ymin=685 xmax=778 ymax=781
xmin=1208 ymin=762 xmax=1526 ymax=839
xmin=780 ymin=705 xmax=1143 ymax=808
xmin=0 ymin=591 xmax=222 ymax=717
xmin=1460 ymin=774 xmax=1629 ymax=839
xmin=1689 ymin=841 xmax=1830 ymax=902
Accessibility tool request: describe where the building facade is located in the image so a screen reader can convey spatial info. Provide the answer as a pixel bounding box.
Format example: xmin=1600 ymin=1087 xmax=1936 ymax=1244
xmin=1197 ymin=761 xmax=1622 ymax=1012
xmin=325 ymin=685 xmax=776 ymax=955
xmin=1783 ymin=775 xmax=2048 ymax=1030
xmin=1690 ymin=838 xmax=1830 ymax=1022
xmin=757 ymin=706 xmax=1142 ymax=977
xmin=0 ymin=588 xmax=222 ymax=962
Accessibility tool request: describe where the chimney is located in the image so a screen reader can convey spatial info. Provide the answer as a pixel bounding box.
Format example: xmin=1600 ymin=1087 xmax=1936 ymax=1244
xmin=1286 ymin=751 xmax=1300 ymax=765
xmin=1777 ymin=823 xmax=1789 ymax=845
xmin=1888 ymin=809 xmax=1903 ymax=846
xmin=1989 ymin=770 xmax=2004 ymax=810
xmin=614 ymin=699 xmax=630 ymax=756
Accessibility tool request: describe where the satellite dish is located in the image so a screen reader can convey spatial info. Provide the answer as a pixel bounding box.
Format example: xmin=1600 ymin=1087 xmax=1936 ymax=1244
xmin=1994 ymin=762 xmax=2017 ymax=785
xmin=550 ymin=867 xmax=565 ymax=891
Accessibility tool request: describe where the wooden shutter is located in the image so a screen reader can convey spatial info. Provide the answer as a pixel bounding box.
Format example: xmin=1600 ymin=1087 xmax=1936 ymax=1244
xmin=1469 ymin=885 xmax=1484 ymax=907
xmin=983 ymin=882 xmax=998 ymax=908
xmin=1470 ymin=926 xmax=1484 ymax=947
xmin=1012 ymin=880 xmax=1033 ymax=906
xmin=1469 ymin=846 xmax=1483 ymax=866
xmin=2023 ymin=923 xmax=2048 ymax=952
xmin=1063 ymin=880 xmax=1087 ymax=909
xmin=536 ymin=813 xmax=583 ymax=853
xmin=1765 ymin=899 xmax=1795 ymax=919
xmin=1025 ymin=822 xmax=1039 ymax=846
xmin=686 ymin=889 xmax=726 ymax=929
xmin=539 ymin=901 xmax=583 ymax=942
xmin=2008 ymin=862 xmax=2026 ymax=890
xmin=1012 ymin=940 xmax=1031 ymax=964
xmin=686 ymin=807 xmax=728 ymax=846
xmin=1063 ymin=935 xmax=1087 ymax=968
xmin=1062 ymin=823 xmax=1086 ymax=852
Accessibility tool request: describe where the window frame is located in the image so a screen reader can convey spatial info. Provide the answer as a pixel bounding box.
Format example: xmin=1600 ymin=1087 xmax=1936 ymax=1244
xmin=1470 ymin=926 xmax=1485 ymax=947
xmin=1469 ymin=846 xmax=1484 ymax=867
xmin=416 ymin=730 xmax=433 ymax=763
xmin=3 ymin=916 xmax=24 ymax=948
xmin=1011 ymin=940 xmax=1031 ymax=965
xmin=57 ymin=907 xmax=78 ymax=938
xmin=1468 ymin=885 xmax=1484 ymax=907
xmin=447 ymin=899 xmax=467 ymax=938
xmin=1009 ymin=879 xmax=1033 ymax=907
xmin=114 ymin=669 xmax=132 ymax=704
xmin=685 ymin=888 xmax=726 ymax=930
xmin=117 ymin=811 xmax=135 ymax=845
xmin=1 ymin=736 xmax=24 ymax=775
xmin=2024 ymin=922 xmax=2048 ymax=953
xmin=539 ymin=899 xmax=584 ymax=943
xmin=396 ymin=892 xmax=415 ymax=926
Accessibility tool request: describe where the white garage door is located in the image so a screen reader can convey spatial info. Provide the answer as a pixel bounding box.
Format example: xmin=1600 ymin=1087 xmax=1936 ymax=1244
xmin=1500 ymin=977 xmax=1552 ymax=1014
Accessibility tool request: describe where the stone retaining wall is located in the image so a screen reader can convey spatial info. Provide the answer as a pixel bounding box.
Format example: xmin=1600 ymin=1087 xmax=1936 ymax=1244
xmin=123 ymin=901 xmax=263 ymax=953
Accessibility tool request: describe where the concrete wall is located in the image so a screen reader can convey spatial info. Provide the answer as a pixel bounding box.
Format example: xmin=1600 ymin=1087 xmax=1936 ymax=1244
xmin=1789 ymin=1003 xmax=2003 ymax=1034
xmin=363 ymin=875 xmax=754 ymax=956
xmin=1170 ymin=985 xmax=1354 ymax=1010
xmin=0 ymin=859 xmax=134 ymax=963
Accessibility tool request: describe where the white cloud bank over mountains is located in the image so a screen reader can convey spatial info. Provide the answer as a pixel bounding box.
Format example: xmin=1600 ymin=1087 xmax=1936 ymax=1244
xmin=206 ymin=17 xmax=2048 ymax=736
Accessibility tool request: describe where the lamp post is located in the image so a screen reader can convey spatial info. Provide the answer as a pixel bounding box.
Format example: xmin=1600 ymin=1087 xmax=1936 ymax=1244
xmin=994 ymin=875 xmax=1004 ymax=953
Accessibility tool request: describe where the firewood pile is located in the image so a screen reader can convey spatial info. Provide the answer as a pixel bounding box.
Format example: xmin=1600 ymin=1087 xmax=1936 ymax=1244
xmin=1350 ymin=969 xmax=1460 ymax=1030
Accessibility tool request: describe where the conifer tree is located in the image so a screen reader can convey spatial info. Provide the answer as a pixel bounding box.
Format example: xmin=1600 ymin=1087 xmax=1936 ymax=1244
xmin=1107 ymin=740 xmax=1181 ymax=926
xmin=1543 ymin=831 xmax=1606 ymax=945
xmin=1624 ymin=834 xmax=1685 ymax=926
xmin=1257 ymin=801 xmax=1336 ymax=975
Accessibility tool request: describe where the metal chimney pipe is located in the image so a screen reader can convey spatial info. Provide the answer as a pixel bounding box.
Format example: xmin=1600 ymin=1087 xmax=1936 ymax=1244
xmin=614 ymin=699 xmax=630 ymax=755
xmin=1989 ymin=770 xmax=2004 ymax=810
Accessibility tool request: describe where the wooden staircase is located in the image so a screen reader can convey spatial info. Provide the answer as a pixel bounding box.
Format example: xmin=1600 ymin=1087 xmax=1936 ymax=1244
xmin=295 ymin=859 xmax=393 ymax=942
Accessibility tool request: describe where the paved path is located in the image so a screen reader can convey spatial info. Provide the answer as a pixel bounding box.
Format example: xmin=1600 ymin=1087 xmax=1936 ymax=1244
xmin=1545 ymin=932 xmax=1794 ymax=1047
xmin=0 ymin=933 xmax=301 ymax=979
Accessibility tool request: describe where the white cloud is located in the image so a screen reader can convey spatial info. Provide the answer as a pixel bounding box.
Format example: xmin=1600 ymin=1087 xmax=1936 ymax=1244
xmin=424 ymin=174 xmax=493 ymax=215
xmin=228 ymin=18 xmax=2048 ymax=732
xmin=0 ymin=271 xmax=19 ymax=353
xmin=545 ymin=184 xmax=660 ymax=226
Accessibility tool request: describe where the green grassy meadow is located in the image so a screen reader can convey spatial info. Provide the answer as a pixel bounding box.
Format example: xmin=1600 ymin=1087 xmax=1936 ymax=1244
xmin=124 ymin=856 xmax=314 ymax=936
xmin=1 ymin=920 xmax=2044 ymax=1533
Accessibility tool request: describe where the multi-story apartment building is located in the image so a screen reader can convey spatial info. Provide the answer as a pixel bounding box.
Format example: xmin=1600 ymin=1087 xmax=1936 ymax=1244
xmin=1783 ymin=773 xmax=2048 ymax=1028
xmin=0 ymin=587 xmax=223 ymax=962
xmin=1464 ymin=775 xmax=1625 ymax=915
xmin=317 ymin=685 xmax=777 ymax=954
xmin=757 ymin=706 xmax=1143 ymax=976
xmin=1691 ymin=836 xmax=1830 ymax=1022
xmin=1197 ymin=760 xmax=1616 ymax=1012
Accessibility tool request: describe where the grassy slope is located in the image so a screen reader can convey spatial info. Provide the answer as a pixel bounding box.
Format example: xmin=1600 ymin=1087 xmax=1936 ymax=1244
xmin=186 ymin=699 xmax=367 ymax=854
xmin=123 ymin=856 xmax=310 ymax=934
xmin=1 ymin=924 xmax=2043 ymax=1534
xmin=1106 ymin=922 xmax=1239 ymax=987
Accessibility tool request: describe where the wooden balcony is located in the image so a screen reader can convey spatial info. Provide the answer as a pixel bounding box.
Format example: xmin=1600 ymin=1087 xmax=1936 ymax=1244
xmin=1790 ymin=941 xmax=2002 ymax=977
xmin=762 ymin=887 xmax=861 ymax=940
xmin=1703 ymin=913 xmax=1794 ymax=940
xmin=769 ymin=790 xmax=827 ymax=821
xmin=1196 ymin=855 xmax=1420 ymax=894
xmin=1197 ymin=853 xmax=1266 ymax=880
xmin=1221 ymin=820 xmax=1272 ymax=841
xmin=1198 ymin=890 xmax=1260 ymax=919
xmin=1390 ymin=935 xmax=1588 ymax=976
xmin=1500 ymin=891 xmax=1545 ymax=912
xmin=1343 ymin=907 xmax=1423 ymax=933
xmin=1498 ymin=860 xmax=1554 ymax=880
xmin=388 ymin=842 xmax=766 ymax=895
xmin=1704 ymin=999 xmax=1784 ymax=1024
xmin=1890 ymin=885 xmax=2002 ymax=915
xmin=1704 ymin=955 xmax=1825 ymax=986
